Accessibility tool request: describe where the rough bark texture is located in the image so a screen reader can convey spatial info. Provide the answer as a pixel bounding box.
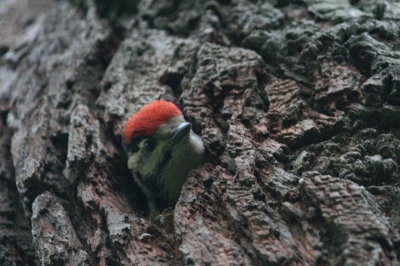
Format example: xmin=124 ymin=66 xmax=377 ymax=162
xmin=1 ymin=0 xmax=400 ymax=265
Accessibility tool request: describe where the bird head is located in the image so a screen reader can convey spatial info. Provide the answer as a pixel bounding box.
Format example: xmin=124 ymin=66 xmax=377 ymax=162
xmin=122 ymin=100 xmax=205 ymax=212
xmin=123 ymin=100 xmax=190 ymax=176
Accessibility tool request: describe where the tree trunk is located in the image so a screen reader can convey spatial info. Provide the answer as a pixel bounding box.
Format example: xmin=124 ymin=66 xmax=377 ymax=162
xmin=1 ymin=0 xmax=400 ymax=265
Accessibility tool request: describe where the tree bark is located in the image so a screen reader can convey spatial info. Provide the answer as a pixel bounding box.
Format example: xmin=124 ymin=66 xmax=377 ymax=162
xmin=1 ymin=0 xmax=400 ymax=265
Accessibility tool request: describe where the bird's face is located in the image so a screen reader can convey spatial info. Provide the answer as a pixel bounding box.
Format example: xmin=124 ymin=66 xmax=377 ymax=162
xmin=122 ymin=100 xmax=205 ymax=212
xmin=126 ymin=115 xmax=190 ymax=178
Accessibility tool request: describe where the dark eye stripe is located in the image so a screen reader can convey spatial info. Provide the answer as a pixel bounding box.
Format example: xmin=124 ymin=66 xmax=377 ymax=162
xmin=123 ymin=137 xmax=144 ymax=153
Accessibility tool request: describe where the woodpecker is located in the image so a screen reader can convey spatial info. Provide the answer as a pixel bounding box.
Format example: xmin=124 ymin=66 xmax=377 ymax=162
xmin=122 ymin=100 xmax=205 ymax=214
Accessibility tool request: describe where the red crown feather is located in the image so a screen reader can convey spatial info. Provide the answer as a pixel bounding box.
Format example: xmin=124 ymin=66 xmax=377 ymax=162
xmin=123 ymin=100 xmax=182 ymax=144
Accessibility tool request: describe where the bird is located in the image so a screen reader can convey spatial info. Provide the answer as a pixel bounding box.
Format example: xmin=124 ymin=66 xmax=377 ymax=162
xmin=122 ymin=100 xmax=205 ymax=214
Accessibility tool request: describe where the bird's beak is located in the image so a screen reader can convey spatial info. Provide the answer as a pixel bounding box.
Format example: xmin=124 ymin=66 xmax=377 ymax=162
xmin=170 ymin=122 xmax=191 ymax=145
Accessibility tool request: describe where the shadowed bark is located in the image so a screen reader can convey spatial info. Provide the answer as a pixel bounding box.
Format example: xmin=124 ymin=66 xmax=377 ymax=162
xmin=1 ymin=0 xmax=400 ymax=265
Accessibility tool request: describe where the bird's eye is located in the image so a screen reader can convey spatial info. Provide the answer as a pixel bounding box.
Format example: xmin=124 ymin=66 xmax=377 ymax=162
xmin=144 ymin=140 xmax=156 ymax=152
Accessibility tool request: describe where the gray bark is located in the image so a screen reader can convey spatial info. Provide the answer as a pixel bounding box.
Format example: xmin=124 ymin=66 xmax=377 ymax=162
xmin=1 ymin=0 xmax=400 ymax=265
